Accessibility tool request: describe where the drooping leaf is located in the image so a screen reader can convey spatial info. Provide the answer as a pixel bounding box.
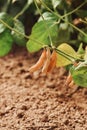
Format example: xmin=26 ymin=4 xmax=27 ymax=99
xmin=12 ymin=19 xmax=26 ymax=46
xmin=0 ymin=12 xmax=13 ymax=33
xmin=0 ymin=30 xmax=13 ymax=57
xmin=70 ymin=63 xmax=87 ymax=87
xmin=27 ymin=20 xmax=58 ymax=52
xmin=56 ymin=43 xmax=78 ymax=67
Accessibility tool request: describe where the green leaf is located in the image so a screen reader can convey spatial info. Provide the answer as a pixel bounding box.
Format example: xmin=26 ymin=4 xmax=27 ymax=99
xmin=43 ymin=0 xmax=53 ymax=9
xmin=70 ymin=63 xmax=87 ymax=87
xmin=27 ymin=0 xmax=33 ymax=5
xmin=38 ymin=12 xmax=58 ymax=21
xmin=56 ymin=23 xmax=72 ymax=44
xmin=56 ymin=43 xmax=78 ymax=67
xmin=0 ymin=12 xmax=13 ymax=33
xmin=75 ymin=61 xmax=87 ymax=70
xmin=12 ymin=19 xmax=26 ymax=46
xmin=12 ymin=0 xmax=17 ymax=3
xmin=0 ymin=30 xmax=13 ymax=57
xmin=52 ymin=0 xmax=68 ymax=10
xmin=78 ymin=28 xmax=87 ymax=43
xmin=77 ymin=43 xmax=85 ymax=55
xmin=84 ymin=46 xmax=87 ymax=60
xmin=76 ymin=10 xmax=87 ymax=18
xmin=27 ymin=20 xmax=58 ymax=52
xmin=52 ymin=0 xmax=61 ymax=9
xmin=0 ymin=23 xmax=5 ymax=33
xmin=77 ymin=43 xmax=85 ymax=59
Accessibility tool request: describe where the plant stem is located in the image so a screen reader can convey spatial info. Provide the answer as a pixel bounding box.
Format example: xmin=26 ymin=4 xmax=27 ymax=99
xmin=55 ymin=48 xmax=84 ymax=62
xmin=14 ymin=1 xmax=30 ymax=20
xmin=39 ymin=0 xmax=60 ymax=18
xmin=0 ymin=19 xmax=29 ymax=39
xmin=40 ymin=0 xmax=87 ymax=37
xmin=80 ymin=18 xmax=87 ymax=25
xmin=56 ymin=49 xmax=73 ymax=62
xmin=0 ymin=19 xmax=44 ymax=46
xmin=0 ymin=18 xmax=84 ymax=62
xmin=34 ymin=0 xmax=53 ymax=47
xmin=61 ymin=1 xmax=86 ymax=18
xmin=2 ymin=0 xmax=11 ymax=12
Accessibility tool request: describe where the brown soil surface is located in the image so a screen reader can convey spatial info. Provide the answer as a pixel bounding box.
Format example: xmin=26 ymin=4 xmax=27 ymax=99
xmin=0 ymin=47 xmax=87 ymax=130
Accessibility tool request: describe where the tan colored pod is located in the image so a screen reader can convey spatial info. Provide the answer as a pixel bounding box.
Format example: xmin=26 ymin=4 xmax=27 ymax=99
xmin=69 ymin=80 xmax=74 ymax=87
xmin=42 ymin=47 xmax=51 ymax=73
xmin=47 ymin=50 xmax=57 ymax=73
xmin=65 ymin=73 xmax=72 ymax=86
xmin=29 ymin=49 xmax=46 ymax=73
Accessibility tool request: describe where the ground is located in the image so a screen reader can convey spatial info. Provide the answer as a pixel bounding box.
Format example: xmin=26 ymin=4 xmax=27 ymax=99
xmin=0 ymin=47 xmax=87 ymax=130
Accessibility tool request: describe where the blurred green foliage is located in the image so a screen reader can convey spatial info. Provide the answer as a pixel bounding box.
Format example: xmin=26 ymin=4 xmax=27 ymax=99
xmin=0 ymin=0 xmax=87 ymax=55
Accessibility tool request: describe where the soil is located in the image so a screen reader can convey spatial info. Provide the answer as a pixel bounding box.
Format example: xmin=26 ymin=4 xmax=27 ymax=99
xmin=0 ymin=47 xmax=87 ymax=130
